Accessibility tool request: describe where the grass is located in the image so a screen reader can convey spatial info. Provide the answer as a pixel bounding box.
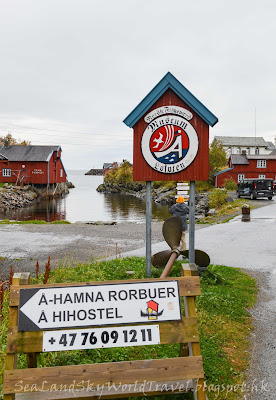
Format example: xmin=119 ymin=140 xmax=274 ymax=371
xmin=0 ymin=219 xmax=70 ymax=224
xmin=0 ymin=258 xmax=257 ymax=400
xmin=197 ymin=198 xmax=260 ymax=225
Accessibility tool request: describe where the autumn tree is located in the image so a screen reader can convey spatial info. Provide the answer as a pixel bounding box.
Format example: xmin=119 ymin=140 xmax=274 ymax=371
xmin=0 ymin=133 xmax=30 ymax=145
xmin=209 ymin=139 xmax=228 ymax=185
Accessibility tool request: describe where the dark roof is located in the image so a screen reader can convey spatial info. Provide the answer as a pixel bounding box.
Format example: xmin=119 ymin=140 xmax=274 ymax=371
xmin=123 ymin=72 xmax=218 ymax=128
xmin=230 ymin=155 xmax=249 ymax=165
xmin=270 ymin=149 xmax=276 ymax=155
xmin=103 ymin=163 xmax=113 ymax=169
xmin=0 ymin=145 xmax=60 ymax=162
xmin=214 ymin=136 xmax=267 ymax=147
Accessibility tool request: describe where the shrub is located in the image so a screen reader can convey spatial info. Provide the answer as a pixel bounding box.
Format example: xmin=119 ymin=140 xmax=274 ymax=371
xmin=196 ymin=181 xmax=213 ymax=193
xmin=209 ymin=188 xmax=227 ymax=209
xmin=223 ymin=177 xmax=237 ymax=191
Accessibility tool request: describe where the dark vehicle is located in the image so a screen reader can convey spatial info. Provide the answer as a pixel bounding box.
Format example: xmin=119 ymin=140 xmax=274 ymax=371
xmin=237 ymin=178 xmax=274 ymax=200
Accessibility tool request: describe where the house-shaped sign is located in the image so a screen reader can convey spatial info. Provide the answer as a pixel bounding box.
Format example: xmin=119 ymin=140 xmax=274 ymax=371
xmin=124 ymin=72 xmax=218 ymax=181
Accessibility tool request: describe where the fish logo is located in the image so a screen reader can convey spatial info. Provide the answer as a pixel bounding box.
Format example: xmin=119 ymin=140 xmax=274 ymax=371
xmin=141 ymin=300 xmax=164 ymax=320
xmin=141 ymin=112 xmax=199 ymax=174
xmin=150 ymin=125 xmax=189 ymax=165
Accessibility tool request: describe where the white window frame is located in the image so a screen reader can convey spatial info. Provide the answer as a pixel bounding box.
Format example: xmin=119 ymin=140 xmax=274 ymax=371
xmin=2 ymin=168 xmax=11 ymax=177
xmin=60 ymin=169 xmax=63 ymax=178
xmin=238 ymin=174 xmax=245 ymax=182
xmin=259 ymin=175 xmax=266 ymax=179
xmin=255 ymin=147 xmax=259 ymax=155
xmin=257 ymin=160 xmax=266 ymax=168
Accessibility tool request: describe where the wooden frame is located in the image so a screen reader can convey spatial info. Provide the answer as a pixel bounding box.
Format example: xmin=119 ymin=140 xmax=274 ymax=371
xmin=3 ymin=266 xmax=208 ymax=400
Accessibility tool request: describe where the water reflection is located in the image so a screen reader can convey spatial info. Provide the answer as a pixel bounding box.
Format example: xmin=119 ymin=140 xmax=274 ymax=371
xmin=0 ymin=171 xmax=171 ymax=223
xmin=103 ymin=193 xmax=170 ymax=222
xmin=0 ymin=197 xmax=66 ymax=222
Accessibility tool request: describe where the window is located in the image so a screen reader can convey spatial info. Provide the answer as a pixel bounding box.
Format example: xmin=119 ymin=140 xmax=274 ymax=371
xmin=237 ymin=147 xmax=241 ymax=154
xmin=257 ymin=160 xmax=266 ymax=168
xmin=259 ymin=175 xmax=266 ymax=179
xmin=238 ymin=174 xmax=245 ymax=182
xmin=255 ymin=147 xmax=259 ymax=155
xmin=247 ymin=147 xmax=250 ymax=155
xmin=60 ymin=169 xmax=63 ymax=178
xmin=2 ymin=168 xmax=11 ymax=177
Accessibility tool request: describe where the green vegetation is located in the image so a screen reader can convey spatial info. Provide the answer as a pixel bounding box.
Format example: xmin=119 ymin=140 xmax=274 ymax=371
xmin=0 ymin=219 xmax=70 ymax=224
xmin=0 ymin=257 xmax=257 ymax=400
xmin=208 ymin=188 xmax=228 ymax=209
xmin=223 ymin=177 xmax=238 ymax=191
xmin=209 ymin=140 xmax=228 ymax=174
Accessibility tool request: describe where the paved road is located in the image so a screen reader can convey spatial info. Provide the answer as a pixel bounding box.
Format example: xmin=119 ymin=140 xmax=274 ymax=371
xmin=120 ymin=199 xmax=276 ymax=400
xmin=122 ymin=199 xmax=276 ymax=272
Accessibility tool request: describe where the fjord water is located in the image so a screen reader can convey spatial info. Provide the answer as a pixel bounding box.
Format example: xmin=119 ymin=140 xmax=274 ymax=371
xmin=0 ymin=170 xmax=171 ymax=223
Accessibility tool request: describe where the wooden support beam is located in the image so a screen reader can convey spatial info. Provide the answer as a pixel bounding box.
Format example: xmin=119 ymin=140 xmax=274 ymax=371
xmin=3 ymin=356 xmax=204 ymax=395
xmin=6 ymin=317 xmax=199 ymax=353
xmin=182 ymin=264 xmax=207 ymax=400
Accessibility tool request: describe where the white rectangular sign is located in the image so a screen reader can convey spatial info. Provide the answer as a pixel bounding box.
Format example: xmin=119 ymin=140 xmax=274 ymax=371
xmin=19 ymin=280 xmax=181 ymax=331
xmin=43 ymin=324 xmax=160 ymax=352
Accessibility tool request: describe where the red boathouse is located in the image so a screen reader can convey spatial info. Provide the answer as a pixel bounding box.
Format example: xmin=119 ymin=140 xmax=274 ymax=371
xmin=0 ymin=144 xmax=67 ymax=186
xmin=214 ymin=153 xmax=276 ymax=187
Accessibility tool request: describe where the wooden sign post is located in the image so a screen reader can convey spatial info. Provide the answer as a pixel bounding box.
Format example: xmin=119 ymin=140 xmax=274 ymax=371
xmin=124 ymin=72 xmax=218 ymax=272
xmin=4 ymin=268 xmax=208 ymax=400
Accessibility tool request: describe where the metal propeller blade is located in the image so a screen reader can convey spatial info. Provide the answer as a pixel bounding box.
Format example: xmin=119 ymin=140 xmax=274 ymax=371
xmin=152 ymin=249 xmax=210 ymax=268
xmin=180 ymin=249 xmax=210 ymax=268
xmin=151 ymin=250 xmax=172 ymax=268
xmin=162 ymin=216 xmax=182 ymax=250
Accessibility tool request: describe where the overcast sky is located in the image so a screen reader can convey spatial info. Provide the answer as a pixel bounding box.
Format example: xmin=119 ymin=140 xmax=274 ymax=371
xmin=0 ymin=0 xmax=275 ymax=170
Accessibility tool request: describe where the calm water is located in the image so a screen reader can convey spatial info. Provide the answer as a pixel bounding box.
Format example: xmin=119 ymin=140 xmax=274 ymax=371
xmin=0 ymin=170 xmax=171 ymax=223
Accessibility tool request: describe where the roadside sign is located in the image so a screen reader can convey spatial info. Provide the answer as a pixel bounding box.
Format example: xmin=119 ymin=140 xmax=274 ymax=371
xmin=123 ymin=72 xmax=218 ymax=182
xmin=43 ymin=324 xmax=160 ymax=352
xmin=18 ymin=280 xmax=181 ymax=331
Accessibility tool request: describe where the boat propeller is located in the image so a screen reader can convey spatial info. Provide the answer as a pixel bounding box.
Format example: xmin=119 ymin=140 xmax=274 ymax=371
xmin=151 ymin=216 xmax=210 ymax=278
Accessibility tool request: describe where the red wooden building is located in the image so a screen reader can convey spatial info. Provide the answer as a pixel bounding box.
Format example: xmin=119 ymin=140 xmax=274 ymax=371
xmin=0 ymin=144 xmax=67 ymax=185
xmin=214 ymin=153 xmax=276 ymax=187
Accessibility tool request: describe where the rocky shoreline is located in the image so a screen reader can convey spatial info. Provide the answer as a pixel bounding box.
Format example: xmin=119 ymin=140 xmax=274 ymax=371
xmin=97 ymin=181 xmax=210 ymax=219
xmin=0 ymin=182 xmax=72 ymax=212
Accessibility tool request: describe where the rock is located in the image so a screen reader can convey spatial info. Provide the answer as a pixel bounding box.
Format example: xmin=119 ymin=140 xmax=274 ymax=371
xmin=226 ymin=195 xmax=234 ymax=203
xmin=83 ymin=221 xmax=117 ymax=225
xmin=195 ymin=215 xmax=205 ymax=221
xmin=3 ymin=183 xmax=9 ymax=188
xmin=208 ymin=208 xmax=217 ymax=216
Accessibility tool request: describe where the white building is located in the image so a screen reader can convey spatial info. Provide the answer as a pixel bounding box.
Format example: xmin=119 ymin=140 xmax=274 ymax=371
xmin=213 ymin=136 xmax=275 ymax=157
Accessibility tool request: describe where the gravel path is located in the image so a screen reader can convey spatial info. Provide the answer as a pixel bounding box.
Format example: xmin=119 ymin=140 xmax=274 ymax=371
xmin=0 ymin=221 xmax=165 ymax=278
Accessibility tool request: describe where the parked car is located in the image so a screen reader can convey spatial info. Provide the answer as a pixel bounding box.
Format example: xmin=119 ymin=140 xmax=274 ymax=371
xmin=237 ymin=178 xmax=274 ymax=200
